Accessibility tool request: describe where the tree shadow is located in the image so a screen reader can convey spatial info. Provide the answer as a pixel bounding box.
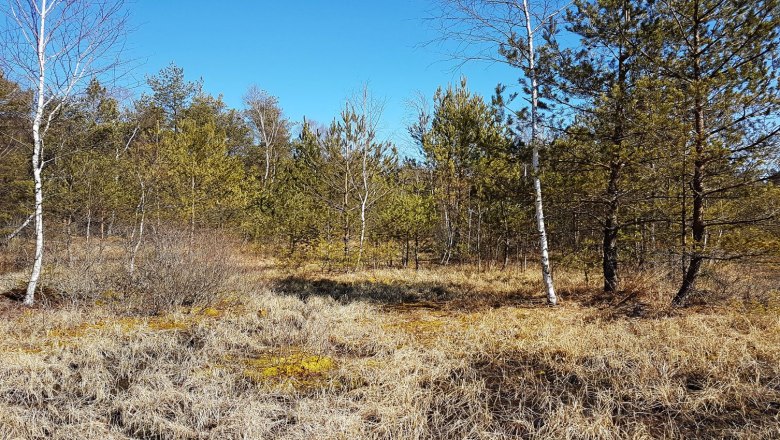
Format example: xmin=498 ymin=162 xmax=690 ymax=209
xmin=272 ymin=275 xmax=551 ymax=312
xmin=272 ymin=274 xmax=673 ymax=316
xmin=446 ymin=348 xmax=777 ymax=439
xmin=1 ymin=284 xmax=63 ymax=308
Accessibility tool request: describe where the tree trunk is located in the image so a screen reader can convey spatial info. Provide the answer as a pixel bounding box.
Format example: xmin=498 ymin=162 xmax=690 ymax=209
xmin=414 ymin=233 xmax=420 ymax=270
xmin=356 ymin=196 xmax=366 ymax=269
xmin=86 ymin=206 xmax=92 ymax=247
xmin=25 ymin=1 xmax=48 ymax=306
xmin=26 ymin=164 xmax=44 ymax=306
xmin=264 ymin=145 xmax=272 ymax=184
xmin=674 ymin=148 xmax=705 ymax=306
xmin=476 ymin=205 xmax=482 ymax=271
xmin=503 ymin=216 xmax=510 ymax=269
xmin=404 ymin=232 xmax=410 ymax=268
xmin=523 ymin=0 xmax=557 ymax=306
xmin=129 ymin=180 xmax=146 ymax=276
xmin=673 ymin=12 xmax=706 ymax=307
xmin=602 ymin=29 xmax=628 ymax=293
xmin=603 ymin=162 xmax=621 ymax=292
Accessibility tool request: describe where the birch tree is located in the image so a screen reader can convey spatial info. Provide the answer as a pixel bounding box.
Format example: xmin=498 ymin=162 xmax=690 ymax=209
xmin=244 ymin=86 xmax=289 ymax=187
xmin=294 ymin=96 xmax=396 ymax=269
xmin=0 ymin=0 xmax=129 ymax=305
xmin=347 ymin=87 xmax=396 ymax=268
xmin=434 ymin=0 xmax=567 ymax=304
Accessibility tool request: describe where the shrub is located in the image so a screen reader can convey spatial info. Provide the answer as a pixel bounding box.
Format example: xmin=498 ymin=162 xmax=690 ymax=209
xmin=126 ymin=229 xmax=236 ymax=313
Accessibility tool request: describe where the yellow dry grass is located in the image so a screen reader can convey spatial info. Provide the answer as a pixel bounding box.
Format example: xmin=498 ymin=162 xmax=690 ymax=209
xmin=0 ymin=257 xmax=778 ymax=439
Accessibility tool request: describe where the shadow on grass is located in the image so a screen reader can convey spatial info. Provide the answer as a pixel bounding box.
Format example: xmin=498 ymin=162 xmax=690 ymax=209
xmin=1 ymin=283 xmax=64 ymax=309
xmin=272 ymin=274 xmax=667 ymax=319
xmin=439 ymin=349 xmax=780 ymax=439
xmin=272 ymin=276 xmax=553 ymax=312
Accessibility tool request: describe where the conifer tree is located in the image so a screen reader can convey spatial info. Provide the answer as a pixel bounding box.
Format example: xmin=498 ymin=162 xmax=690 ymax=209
xmin=645 ymin=0 xmax=780 ymax=305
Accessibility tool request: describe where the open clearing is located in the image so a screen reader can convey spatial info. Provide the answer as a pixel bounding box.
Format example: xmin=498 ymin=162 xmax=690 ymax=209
xmin=1 ymin=262 xmax=778 ymax=439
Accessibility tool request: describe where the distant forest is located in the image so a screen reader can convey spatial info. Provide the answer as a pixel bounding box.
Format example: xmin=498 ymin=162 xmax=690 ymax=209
xmin=1 ymin=0 xmax=778 ymax=306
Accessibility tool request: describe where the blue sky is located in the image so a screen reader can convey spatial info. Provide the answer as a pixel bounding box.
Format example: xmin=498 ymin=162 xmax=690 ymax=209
xmin=125 ymin=1 xmax=522 ymax=156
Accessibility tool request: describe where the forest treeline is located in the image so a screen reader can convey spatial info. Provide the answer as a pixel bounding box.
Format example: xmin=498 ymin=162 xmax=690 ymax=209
xmin=1 ymin=0 xmax=778 ymax=306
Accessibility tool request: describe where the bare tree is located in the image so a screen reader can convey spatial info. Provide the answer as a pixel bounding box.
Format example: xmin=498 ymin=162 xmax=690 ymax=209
xmin=244 ymin=85 xmax=288 ymax=187
xmin=0 ymin=0 xmax=129 ymax=305
xmin=347 ymin=86 xmax=395 ymax=269
xmin=433 ymin=0 xmax=568 ymax=305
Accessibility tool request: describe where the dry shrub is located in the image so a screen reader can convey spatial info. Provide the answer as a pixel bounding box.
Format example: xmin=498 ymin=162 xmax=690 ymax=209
xmin=0 ymin=238 xmax=30 ymax=275
xmin=698 ymin=263 xmax=780 ymax=305
xmin=46 ymin=252 xmax=122 ymax=304
xmin=2 ymin=228 xmax=240 ymax=312
xmin=126 ymin=229 xmax=237 ymax=313
xmin=0 ymin=248 xmax=17 ymax=274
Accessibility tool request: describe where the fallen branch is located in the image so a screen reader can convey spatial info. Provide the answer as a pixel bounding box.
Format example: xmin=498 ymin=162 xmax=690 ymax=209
xmin=2 ymin=212 xmax=34 ymax=244
xmin=612 ymin=291 xmax=638 ymax=308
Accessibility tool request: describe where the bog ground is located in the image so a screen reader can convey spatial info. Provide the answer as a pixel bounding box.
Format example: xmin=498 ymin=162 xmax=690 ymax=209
xmin=1 ymin=257 xmax=778 ymax=440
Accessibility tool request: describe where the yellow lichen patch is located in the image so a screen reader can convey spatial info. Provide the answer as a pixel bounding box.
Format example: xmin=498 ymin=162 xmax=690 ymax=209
xmin=189 ymin=305 xmax=224 ymax=318
xmin=101 ymin=289 xmax=122 ymax=300
xmin=188 ymin=297 xmax=256 ymax=319
xmin=0 ymin=345 xmax=48 ymax=355
xmin=48 ymin=321 xmax=109 ymax=338
xmin=147 ymin=316 xmax=190 ymax=331
xmin=242 ymin=351 xmax=336 ymax=390
xmin=203 ymin=307 xmax=223 ymax=318
xmin=48 ymin=315 xmax=192 ymax=339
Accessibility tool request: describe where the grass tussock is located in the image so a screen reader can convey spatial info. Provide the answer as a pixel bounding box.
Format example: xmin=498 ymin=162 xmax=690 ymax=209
xmin=0 ymin=252 xmax=778 ymax=439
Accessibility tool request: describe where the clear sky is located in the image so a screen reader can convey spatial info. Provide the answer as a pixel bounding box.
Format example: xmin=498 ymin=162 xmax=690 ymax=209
xmin=124 ymin=1 xmax=522 ymax=156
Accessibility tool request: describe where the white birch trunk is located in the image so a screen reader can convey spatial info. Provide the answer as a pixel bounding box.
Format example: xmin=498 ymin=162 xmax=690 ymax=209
xmin=259 ymin=114 xmax=272 ymax=184
xmin=129 ymin=180 xmax=146 ymax=276
xmin=25 ymin=0 xmax=48 ymax=306
xmin=356 ymin=136 xmax=369 ymax=269
xmin=523 ymin=0 xmax=558 ymax=305
xmin=357 ymin=196 xmax=367 ymax=268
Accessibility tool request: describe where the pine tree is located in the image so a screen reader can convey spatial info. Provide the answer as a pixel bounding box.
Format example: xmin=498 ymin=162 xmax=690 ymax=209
xmin=645 ymin=0 xmax=780 ymax=305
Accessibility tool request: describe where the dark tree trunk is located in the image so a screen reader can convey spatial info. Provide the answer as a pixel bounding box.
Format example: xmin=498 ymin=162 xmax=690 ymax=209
xmin=414 ymin=233 xmax=419 ymax=270
xmin=603 ymin=161 xmax=621 ymax=292
xmin=674 ymin=151 xmax=705 ymax=305
xmin=602 ymin=29 xmax=628 ymax=293
xmin=674 ymin=11 xmax=706 ymax=307
xmin=404 ymin=232 xmax=410 ymax=268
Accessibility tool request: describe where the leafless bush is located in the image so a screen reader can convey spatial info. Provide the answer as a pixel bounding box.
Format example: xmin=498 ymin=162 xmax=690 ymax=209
xmin=43 ymin=239 xmax=120 ymax=303
xmin=126 ymin=229 xmax=236 ymax=313
xmin=0 ymin=238 xmax=27 ymax=274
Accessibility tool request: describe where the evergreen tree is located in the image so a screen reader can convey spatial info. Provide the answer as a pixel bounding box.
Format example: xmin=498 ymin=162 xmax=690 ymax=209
xmin=147 ymin=63 xmax=202 ymax=133
xmin=645 ymin=0 xmax=780 ymax=305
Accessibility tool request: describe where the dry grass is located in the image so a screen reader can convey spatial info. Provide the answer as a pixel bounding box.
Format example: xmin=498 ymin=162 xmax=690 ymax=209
xmin=0 ymin=252 xmax=778 ymax=439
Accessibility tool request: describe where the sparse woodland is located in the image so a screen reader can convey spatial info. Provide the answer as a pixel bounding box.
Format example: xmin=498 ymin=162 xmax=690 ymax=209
xmin=0 ymin=0 xmax=779 ymax=439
